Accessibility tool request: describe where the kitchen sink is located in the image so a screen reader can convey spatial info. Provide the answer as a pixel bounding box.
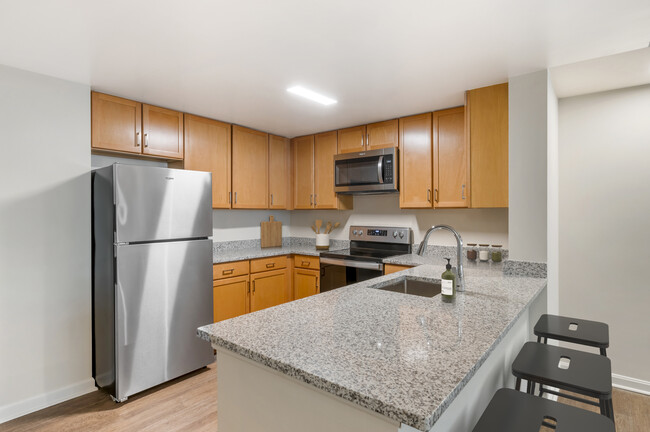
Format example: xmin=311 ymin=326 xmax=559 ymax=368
xmin=376 ymin=278 xmax=441 ymax=298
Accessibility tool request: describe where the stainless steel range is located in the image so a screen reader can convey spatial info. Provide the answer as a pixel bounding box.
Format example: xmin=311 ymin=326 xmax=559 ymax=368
xmin=319 ymin=225 xmax=413 ymax=292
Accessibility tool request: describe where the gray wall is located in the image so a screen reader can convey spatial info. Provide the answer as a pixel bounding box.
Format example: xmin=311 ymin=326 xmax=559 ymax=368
xmin=508 ymin=70 xmax=549 ymax=263
xmin=559 ymin=84 xmax=650 ymax=388
xmin=0 ymin=65 xmax=94 ymax=422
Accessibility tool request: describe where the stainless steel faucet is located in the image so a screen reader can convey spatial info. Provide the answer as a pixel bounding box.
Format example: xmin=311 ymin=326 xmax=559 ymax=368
xmin=417 ymin=225 xmax=465 ymax=292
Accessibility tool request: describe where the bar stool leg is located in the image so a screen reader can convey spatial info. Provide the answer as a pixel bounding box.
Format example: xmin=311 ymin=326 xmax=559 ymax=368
xmin=537 ymin=335 xmax=541 ymax=343
xmin=526 ymin=380 xmax=534 ymax=394
xmin=599 ymin=399 xmax=608 ymax=417
xmin=600 ymin=347 xmax=607 ymax=356
xmin=607 ymin=398 xmax=615 ymax=422
xmin=515 ymin=377 xmax=521 ymax=391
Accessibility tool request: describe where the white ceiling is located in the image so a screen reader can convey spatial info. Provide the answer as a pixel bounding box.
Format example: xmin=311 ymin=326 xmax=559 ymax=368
xmin=1 ymin=0 xmax=649 ymax=137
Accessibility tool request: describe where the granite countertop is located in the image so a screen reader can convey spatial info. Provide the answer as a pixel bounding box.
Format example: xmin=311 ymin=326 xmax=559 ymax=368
xmin=197 ymin=264 xmax=547 ymax=431
xmin=213 ymin=244 xmax=321 ymax=263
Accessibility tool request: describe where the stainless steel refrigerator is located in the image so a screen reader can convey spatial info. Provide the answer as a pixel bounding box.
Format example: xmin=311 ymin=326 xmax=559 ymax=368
xmin=92 ymin=163 xmax=214 ymax=402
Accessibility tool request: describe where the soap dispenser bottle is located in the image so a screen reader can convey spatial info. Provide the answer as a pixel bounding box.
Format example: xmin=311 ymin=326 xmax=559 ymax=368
xmin=441 ymin=258 xmax=456 ymax=303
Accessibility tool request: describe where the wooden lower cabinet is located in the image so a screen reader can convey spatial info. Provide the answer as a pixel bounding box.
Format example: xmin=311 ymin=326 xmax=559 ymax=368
xmin=250 ymin=268 xmax=289 ymax=312
xmin=213 ymin=275 xmax=249 ymax=322
xmin=384 ymin=264 xmax=413 ymax=275
xmin=293 ymin=268 xmax=320 ymax=300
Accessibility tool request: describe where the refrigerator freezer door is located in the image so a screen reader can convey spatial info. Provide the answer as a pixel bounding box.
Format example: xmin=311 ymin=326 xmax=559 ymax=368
xmin=114 ymin=239 xmax=214 ymax=401
xmin=114 ymin=164 xmax=212 ymax=243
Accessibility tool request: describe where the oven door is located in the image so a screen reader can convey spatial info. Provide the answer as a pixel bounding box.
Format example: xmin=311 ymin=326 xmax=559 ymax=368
xmin=319 ymin=257 xmax=384 ymax=293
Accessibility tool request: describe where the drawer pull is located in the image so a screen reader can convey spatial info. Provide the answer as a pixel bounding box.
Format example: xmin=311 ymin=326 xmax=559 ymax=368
xmin=301 ymin=261 xmax=310 ymax=266
xmin=266 ymin=263 xmax=275 ymax=268
xmin=222 ymin=269 xmax=234 ymax=275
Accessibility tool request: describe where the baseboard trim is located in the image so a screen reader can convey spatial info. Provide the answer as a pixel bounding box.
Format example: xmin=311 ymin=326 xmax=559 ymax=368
xmin=0 ymin=378 xmax=97 ymax=424
xmin=612 ymin=373 xmax=650 ymax=396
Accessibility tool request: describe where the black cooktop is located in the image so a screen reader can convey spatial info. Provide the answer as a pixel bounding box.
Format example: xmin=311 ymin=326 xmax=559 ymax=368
xmin=320 ymin=247 xmax=405 ymax=262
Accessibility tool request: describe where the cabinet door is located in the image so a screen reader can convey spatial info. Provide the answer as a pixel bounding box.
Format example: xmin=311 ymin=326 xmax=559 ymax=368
xmin=467 ymin=83 xmax=508 ymax=208
xmin=314 ymin=131 xmax=338 ymax=209
xmin=433 ymin=107 xmax=468 ymax=208
xmin=213 ymin=275 xmax=249 ymax=322
xmin=250 ymin=269 xmax=288 ymax=312
xmin=337 ymin=125 xmax=366 ymax=153
xmin=293 ymin=268 xmax=319 ymax=300
xmin=399 ymin=113 xmax=433 ymax=208
xmin=269 ymin=135 xmax=290 ymax=209
xmin=142 ymin=104 xmax=184 ymax=159
xmin=232 ymin=125 xmax=269 ymax=209
xmin=184 ymin=114 xmax=232 ymax=209
xmin=91 ymin=92 xmax=142 ymax=154
xmin=367 ymin=119 xmax=398 ymax=151
xmin=292 ymin=135 xmax=314 ymax=209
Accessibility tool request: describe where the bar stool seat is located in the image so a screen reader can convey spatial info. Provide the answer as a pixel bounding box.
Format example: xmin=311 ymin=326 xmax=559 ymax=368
xmin=512 ymin=342 xmax=614 ymax=421
xmin=535 ymin=314 xmax=609 ymax=355
xmin=473 ymin=388 xmax=615 ymax=431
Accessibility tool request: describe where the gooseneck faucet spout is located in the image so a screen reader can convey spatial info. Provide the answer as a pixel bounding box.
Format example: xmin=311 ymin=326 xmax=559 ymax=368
xmin=417 ymin=225 xmax=465 ymax=292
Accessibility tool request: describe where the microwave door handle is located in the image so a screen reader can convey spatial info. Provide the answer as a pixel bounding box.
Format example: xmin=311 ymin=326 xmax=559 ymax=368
xmin=377 ymin=155 xmax=384 ymax=184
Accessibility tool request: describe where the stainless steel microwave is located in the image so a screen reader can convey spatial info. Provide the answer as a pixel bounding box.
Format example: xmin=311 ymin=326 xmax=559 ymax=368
xmin=334 ymin=147 xmax=398 ymax=194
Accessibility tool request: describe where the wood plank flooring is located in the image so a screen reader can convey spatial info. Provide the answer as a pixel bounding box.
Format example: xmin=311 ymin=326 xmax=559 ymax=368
xmin=0 ymin=363 xmax=217 ymax=432
xmin=2 ymin=363 xmax=648 ymax=432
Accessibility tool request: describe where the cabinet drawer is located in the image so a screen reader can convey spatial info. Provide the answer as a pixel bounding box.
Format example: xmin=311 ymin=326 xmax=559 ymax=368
xmin=294 ymin=255 xmax=319 ymax=270
xmin=384 ymin=264 xmax=413 ymax=275
xmin=213 ymin=260 xmax=249 ymax=280
xmin=250 ymin=255 xmax=287 ymax=273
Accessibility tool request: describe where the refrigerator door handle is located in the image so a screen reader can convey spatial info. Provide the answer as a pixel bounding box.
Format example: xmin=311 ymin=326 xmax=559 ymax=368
xmin=116 ymin=282 xmax=128 ymax=346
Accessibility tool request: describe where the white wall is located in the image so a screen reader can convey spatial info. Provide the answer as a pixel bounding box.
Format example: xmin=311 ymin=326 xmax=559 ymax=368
xmin=546 ymin=75 xmax=560 ymax=315
xmin=559 ymin=84 xmax=650 ymax=390
xmin=0 ymin=65 xmax=94 ymax=422
xmin=289 ymin=194 xmax=508 ymax=247
xmin=508 ymin=70 xmax=548 ymax=263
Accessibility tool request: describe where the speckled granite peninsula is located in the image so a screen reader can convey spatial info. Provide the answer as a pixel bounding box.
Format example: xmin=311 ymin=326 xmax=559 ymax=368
xmin=198 ymin=262 xmax=547 ymax=431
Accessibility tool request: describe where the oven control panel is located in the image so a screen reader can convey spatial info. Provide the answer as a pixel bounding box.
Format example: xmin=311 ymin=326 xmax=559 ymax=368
xmin=349 ymin=226 xmax=412 ymax=245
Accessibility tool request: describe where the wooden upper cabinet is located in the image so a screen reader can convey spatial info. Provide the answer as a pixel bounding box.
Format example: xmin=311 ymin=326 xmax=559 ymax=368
xmin=314 ymin=131 xmax=338 ymax=209
xmin=91 ymin=92 xmax=142 ymax=154
xmin=467 ymin=83 xmax=508 ymax=208
xmin=399 ymin=113 xmax=433 ymax=208
xmin=142 ymin=104 xmax=184 ymax=159
xmin=337 ymin=125 xmax=366 ymax=154
xmin=268 ymin=135 xmax=291 ymax=209
xmin=292 ymin=135 xmax=315 ymax=209
xmin=232 ymin=125 xmax=269 ymax=209
xmin=367 ymin=119 xmax=398 ymax=151
xmin=433 ymin=107 xmax=469 ymax=208
xmin=183 ymin=114 xmax=231 ymax=209
xmin=250 ymin=268 xmax=288 ymax=312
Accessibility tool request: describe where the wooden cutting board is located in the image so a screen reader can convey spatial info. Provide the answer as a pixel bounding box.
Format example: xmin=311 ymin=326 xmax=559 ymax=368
xmin=260 ymin=216 xmax=282 ymax=248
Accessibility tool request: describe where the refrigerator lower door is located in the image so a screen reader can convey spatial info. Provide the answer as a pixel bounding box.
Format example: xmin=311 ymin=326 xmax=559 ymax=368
xmin=114 ymin=239 xmax=214 ymax=401
xmin=114 ymin=164 xmax=212 ymax=243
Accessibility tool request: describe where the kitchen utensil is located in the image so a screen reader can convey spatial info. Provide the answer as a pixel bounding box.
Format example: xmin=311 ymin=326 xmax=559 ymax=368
xmin=311 ymin=225 xmax=318 ymax=233
xmin=315 ymin=219 xmax=322 ymax=234
xmin=325 ymin=222 xmax=332 ymax=234
xmin=261 ymin=216 xmax=282 ymax=248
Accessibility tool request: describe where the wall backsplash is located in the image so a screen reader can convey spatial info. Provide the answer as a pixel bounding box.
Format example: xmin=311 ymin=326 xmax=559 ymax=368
xmin=211 ymin=194 xmax=508 ymax=247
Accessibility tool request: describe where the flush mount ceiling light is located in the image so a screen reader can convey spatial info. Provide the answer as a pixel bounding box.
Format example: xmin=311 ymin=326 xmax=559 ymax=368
xmin=287 ymin=86 xmax=337 ymax=106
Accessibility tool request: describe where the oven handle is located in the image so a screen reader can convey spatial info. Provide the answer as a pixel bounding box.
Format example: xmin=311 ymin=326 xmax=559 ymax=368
xmin=320 ymin=257 xmax=384 ymax=271
xmin=377 ymin=155 xmax=384 ymax=184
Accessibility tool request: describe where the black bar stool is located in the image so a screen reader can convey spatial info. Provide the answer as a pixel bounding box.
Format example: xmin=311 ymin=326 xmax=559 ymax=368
xmin=512 ymin=342 xmax=614 ymax=421
xmin=473 ymin=388 xmax=615 ymax=431
xmin=535 ymin=314 xmax=609 ymax=356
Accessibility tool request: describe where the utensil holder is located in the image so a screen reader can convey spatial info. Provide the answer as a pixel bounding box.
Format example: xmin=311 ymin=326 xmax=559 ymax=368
xmin=316 ymin=233 xmax=330 ymax=250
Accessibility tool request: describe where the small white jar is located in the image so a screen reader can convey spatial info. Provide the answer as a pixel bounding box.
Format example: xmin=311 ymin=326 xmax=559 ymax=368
xmin=316 ymin=233 xmax=330 ymax=250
